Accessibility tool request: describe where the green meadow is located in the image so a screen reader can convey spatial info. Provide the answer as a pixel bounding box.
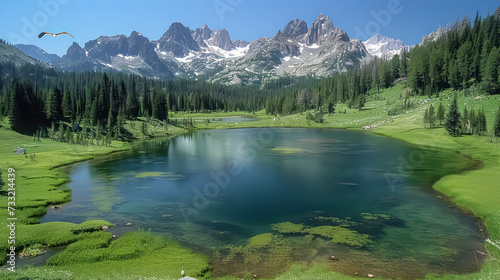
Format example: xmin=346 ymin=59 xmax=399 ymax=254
xmin=1 ymin=82 xmax=500 ymax=279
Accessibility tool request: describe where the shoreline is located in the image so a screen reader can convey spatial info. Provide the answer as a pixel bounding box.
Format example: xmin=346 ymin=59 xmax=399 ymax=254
xmin=4 ymin=117 xmax=499 ymax=279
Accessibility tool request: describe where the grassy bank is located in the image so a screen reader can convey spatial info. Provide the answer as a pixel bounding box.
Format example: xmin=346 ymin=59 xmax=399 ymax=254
xmin=0 ymin=118 xmax=214 ymax=279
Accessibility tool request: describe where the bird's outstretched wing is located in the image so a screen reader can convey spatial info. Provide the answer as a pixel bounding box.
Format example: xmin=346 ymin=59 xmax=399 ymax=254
xmin=38 ymin=32 xmax=55 ymax=38
xmin=38 ymin=31 xmax=74 ymax=39
xmin=55 ymin=32 xmax=74 ymax=38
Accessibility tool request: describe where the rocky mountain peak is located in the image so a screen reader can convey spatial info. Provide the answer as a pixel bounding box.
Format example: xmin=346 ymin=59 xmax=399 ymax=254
xmin=233 ymin=39 xmax=250 ymax=48
xmin=195 ymin=25 xmax=213 ymax=40
xmin=63 ymin=42 xmax=86 ymax=61
xmin=363 ymin=33 xmax=405 ymax=58
xmin=210 ymin=29 xmax=233 ymax=51
xmin=272 ymin=30 xmax=284 ymax=40
xmin=365 ymin=33 xmax=391 ymax=45
xmin=303 ymin=14 xmax=348 ymax=45
xmin=158 ymin=22 xmax=200 ymax=57
xmin=282 ymin=19 xmax=308 ymax=38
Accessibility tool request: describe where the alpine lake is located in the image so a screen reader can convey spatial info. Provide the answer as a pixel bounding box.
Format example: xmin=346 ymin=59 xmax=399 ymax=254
xmin=40 ymin=128 xmax=487 ymax=279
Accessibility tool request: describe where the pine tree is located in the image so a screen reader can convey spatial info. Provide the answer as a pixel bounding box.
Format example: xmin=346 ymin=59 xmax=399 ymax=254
xmin=445 ymin=95 xmax=462 ymax=137
xmin=424 ymin=108 xmax=429 ymax=129
xmin=9 ymin=81 xmax=38 ymax=133
xmin=437 ymin=103 xmax=445 ymax=125
xmin=50 ymin=122 xmax=55 ymax=139
xmin=494 ymin=106 xmax=500 ymax=138
xmin=142 ymin=79 xmax=151 ymax=116
xmin=357 ymin=94 xmax=366 ymax=111
xmin=107 ymin=107 xmax=114 ymax=131
xmin=64 ymin=126 xmax=73 ymax=143
xmin=478 ymin=109 xmax=487 ymax=135
xmin=428 ymin=104 xmax=436 ymax=128
xmin=61 ymin=89 xmax=72 ymax=117
xmin=483 ymin=47 xmax=500 ymax=94
xmin=463 ymin=107 xmax=470 ymax=134
xmin=45 ymin=88 xmax=61 ymax=123
xmin=125 ymin=79 xmax=139 ymax=119
xmin=57 ymin=121 xmax=65 ymax=142
xmin=326 ymin=95 xmax=336 ymax=114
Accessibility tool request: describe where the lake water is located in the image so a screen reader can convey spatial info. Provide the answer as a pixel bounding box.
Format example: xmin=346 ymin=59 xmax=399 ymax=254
xmin=41 ymin=128 xmax=486 ymax=279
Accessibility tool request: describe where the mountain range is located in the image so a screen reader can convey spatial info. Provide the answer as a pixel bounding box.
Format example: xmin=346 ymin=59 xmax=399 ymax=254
xmin=8 ymin=14 xmax=412 ymax=84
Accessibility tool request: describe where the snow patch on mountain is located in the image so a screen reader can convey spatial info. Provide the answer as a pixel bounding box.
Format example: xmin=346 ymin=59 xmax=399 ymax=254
xmin=363 ymin=33 xmax=405 ymax=58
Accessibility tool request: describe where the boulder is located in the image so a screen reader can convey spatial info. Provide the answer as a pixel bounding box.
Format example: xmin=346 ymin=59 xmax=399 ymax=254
xmin=14 ymin=147 xmax=26 ymax=154
xmin=102 ymin=225 xmax=109 ymax=231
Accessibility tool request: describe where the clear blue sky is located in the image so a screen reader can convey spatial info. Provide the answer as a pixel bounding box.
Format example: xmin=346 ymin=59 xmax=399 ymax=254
xmin=1 ymin=0 xmax=498 ymax=56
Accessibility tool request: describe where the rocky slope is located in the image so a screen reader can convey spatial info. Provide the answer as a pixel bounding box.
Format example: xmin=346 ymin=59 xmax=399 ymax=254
xmin=15 ymin=14 xmax=372 ymax=84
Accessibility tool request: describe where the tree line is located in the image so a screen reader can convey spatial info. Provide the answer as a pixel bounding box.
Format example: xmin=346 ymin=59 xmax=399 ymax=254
xmin=266 ymin=12 xmax=500 ymax=116
xmin=0 ymin=63 xmax=271 ymax=137
xmin=0 ymin=12 xmax=499 ymax=140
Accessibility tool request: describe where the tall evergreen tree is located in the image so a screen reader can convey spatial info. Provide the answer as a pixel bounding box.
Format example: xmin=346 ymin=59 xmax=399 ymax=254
xmin=125 ymin=79 xmax=139 ymax=119
xmin=9 ymin=81 xmax=39 ymax=133
xmin=423 ymin=108 xmax=430 ymax=129
xmin=61 ymin=88 xmax=72 ymax=118
xmin=483 ymin=47 xmax=500 ymax=94
xmin=494 ymin=106 xmax=500 ymax=138
xmin=445 ymin=95 xmax=462 ymax=137
xmin=45 ymin=88 xmax=61 ymax=123
xmin=437 ymin=103 xmax=445 ymax=125
xmin=428 ymin=104 xmax=436 ymax=128
xmin=142 ymin=79 xmax=151 ymax=116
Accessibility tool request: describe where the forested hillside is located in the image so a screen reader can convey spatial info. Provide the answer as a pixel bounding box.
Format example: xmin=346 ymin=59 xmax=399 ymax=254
xmin=1 ymin=13 xmax=499 ymax=140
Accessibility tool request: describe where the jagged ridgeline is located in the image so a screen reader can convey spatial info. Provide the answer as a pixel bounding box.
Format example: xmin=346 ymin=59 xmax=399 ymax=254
xmin=1 ymin=11 xmax=499 ymax=134
xmin=10 ymin=14 xmax=371 ymax=84
xmin=0 ymin=46 xmax=274 ymax=135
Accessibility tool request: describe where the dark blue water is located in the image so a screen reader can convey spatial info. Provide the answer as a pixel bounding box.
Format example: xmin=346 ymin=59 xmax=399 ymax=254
xmin=42 ymin=128 xmax=485 ymax=279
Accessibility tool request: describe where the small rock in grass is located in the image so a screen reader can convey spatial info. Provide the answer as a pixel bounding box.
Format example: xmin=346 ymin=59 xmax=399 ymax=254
xmin=14 ymin=147 xmax=26 ymax=154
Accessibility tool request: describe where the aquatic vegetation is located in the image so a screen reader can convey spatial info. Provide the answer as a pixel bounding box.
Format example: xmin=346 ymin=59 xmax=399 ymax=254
xmin=247 ymin=233 xmax=274 ymax=248
xmin=135 ymin=171 xmax=184 ymax=180
xmin=361 ymin=213 xmax=395 ymax=221
xmin=305 ymin=226 xmax=372 ymax=247
xmin=271 ymin=146 xmax=302 ymax=154
xmin=314 ymin=216 xmax=359 ymax=227
xmin=272 ymin=222 xmax=305 ymax=234
xmin=136 ymin=171 xmax=165 ymax=178
xmin=215 ymin=233 xmax=293 ymax=268
xmin=272 ymin=221 xmax=372 ymax=247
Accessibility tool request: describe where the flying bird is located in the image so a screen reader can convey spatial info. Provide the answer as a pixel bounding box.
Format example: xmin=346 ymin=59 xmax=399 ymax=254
xmin=38 ymin=32 xmax=74 ymax=39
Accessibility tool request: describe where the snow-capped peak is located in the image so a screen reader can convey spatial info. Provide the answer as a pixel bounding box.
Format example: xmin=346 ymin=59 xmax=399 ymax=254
xmin=363 ymin=33 xmax=405 ymax=58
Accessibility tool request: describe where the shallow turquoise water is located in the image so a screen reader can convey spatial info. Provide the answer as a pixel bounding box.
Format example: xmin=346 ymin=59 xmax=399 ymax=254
xmin=42 ymin=128 xmax=485 ymax=279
